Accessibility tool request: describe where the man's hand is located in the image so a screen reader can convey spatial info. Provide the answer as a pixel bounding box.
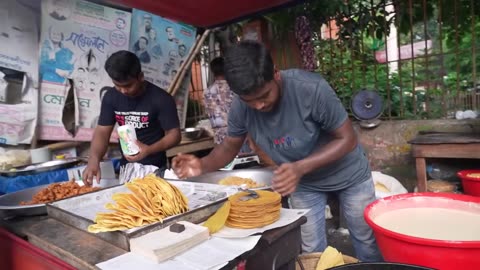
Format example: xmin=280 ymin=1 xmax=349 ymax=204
xmin=82 ymin=160 xmax=101 ymax=186
xmin=272 ymin=163 xmax=304 ymax=196
xmin=124 ymin=140 xmax=151 ymax=162
xmin=172 ymin=153 xmax=202 ymax=179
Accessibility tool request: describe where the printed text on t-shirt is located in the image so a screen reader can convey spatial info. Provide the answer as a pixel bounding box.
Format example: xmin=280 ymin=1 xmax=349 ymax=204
xmin=115 ymin=111 xmax=150 ymax=129
xmin=268 ymin=135 xmax=296 ymax=150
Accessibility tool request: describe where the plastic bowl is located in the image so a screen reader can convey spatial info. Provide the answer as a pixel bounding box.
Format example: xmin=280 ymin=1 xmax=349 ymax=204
xmin=457 ymin=170 xmax=480 ymax=196
xmin=364 ymin=192 xmax=480 ymax=270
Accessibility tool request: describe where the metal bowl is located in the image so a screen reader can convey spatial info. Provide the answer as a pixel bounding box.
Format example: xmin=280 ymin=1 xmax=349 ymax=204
xmin=169 ymin=168 xmax=273 ymax=190
xmin=0 ymin=158 xmax=83 ymax=177
xmin=181 ymin=127 xmax=205 ymax=140
xmin=0 ymin=179 xmax=120 ymax=218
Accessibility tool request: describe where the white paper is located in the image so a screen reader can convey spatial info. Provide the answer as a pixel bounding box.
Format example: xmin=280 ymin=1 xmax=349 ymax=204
xmin=213 ymin=208 xmax=310 ymax=239
xmin=169 ymin=181 xmax=238 ymax=209
xmin=119 ymin=163 xmax=159 ymax=184
xmin=96 ymin=235 xmax=261 ymax=270
xmin=163 ymin=169 xmax=179 ymax=179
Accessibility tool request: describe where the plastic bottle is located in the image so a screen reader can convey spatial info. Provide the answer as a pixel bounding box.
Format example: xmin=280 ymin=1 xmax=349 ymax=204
xmin=427 ymin=162 xmax=459 ymax=182
xmin=117 ymin=125 xmax=140 ymax=155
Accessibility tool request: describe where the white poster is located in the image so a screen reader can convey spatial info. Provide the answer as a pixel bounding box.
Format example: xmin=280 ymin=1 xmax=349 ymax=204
xmin=38 ymin=0 xmax=131 ymax=141
xmin=0 ymin=0 xmax=39 ymax=145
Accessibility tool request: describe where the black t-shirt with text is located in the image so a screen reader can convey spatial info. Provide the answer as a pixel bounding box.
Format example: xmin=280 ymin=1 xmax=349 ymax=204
xmin=98 ymin=81 xmax=179 ymax=168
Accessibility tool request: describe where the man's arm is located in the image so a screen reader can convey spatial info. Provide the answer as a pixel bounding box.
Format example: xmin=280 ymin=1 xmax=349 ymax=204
xmin=200 ymin=135 xmax=246 ymax=173
xmin=296 ymin=118 xmax=356 ymax=174
xmin=147 ymin=127 xmax=181 ymax=154
xmin=89 ymin=125 xmax=115 ymax=163
xmin=272 ymin=118 xmax=357 ymax=196
xmin=83 ymin=125 xmax=114 ymax=185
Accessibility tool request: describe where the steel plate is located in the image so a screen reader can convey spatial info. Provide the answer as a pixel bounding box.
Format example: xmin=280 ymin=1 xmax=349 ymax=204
xmin=0 ymin=179 xmax=120 ymax=218
xmin=0 ymin=158 xmax=83 ymax=177
xmin=172 ymin=168 xmax=274 ymax=189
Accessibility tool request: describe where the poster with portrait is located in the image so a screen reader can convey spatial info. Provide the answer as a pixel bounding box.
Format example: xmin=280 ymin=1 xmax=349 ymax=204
xmin=130 ymin=9 xmax=196 ymax=90
xmin=0 ymin=0 xmax=39 ymax=145
xmin=38 ymin=0 xmax=131 ymax=141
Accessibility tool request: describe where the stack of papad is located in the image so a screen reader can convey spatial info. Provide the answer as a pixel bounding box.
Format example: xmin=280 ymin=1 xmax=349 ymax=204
xmin=88 ymin=174 xmax=188 ymax=233
xmin=225 ymin=190 xmax=281 ymax=229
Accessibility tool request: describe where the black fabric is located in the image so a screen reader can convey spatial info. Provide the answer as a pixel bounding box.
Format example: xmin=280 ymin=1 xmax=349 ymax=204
xmin=98 ymin=81 xmax=179 ymax=167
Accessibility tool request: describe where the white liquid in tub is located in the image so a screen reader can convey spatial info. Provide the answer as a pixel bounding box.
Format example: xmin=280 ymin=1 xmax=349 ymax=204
xmin=373 ymin=207 xmax=480 ymax=241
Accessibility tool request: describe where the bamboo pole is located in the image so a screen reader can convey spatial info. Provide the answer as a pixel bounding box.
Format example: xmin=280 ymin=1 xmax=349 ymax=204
xmin=168 ymin=29 xmax=211 ymax=96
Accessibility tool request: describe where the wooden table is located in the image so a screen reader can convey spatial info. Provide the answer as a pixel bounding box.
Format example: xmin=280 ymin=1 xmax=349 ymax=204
xmin=167 ymin=137 xmax=215 ymax=157
xmin=1 ymin=215 xmax=306 ymax=270
xmin=409 ymin=132 xmax=480 ymax=192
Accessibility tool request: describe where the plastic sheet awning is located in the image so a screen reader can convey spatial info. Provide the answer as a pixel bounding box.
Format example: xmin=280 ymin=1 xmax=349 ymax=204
xmin=109 ymin=0 xmax=302 ymax=28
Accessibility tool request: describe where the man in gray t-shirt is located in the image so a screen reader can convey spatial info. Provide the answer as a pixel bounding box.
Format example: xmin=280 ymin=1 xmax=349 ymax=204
xmin=172 ymin=41 xmax=382 ymax=262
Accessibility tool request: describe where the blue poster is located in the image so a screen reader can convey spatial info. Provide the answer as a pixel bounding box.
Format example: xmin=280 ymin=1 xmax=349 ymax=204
xmin=130 ymin=9 xmax=196 ymax=89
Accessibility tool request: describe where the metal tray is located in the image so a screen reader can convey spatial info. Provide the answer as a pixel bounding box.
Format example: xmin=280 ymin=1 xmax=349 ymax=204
xmin=174 ymin=168 xmax=274 ymax=189
xmin=0 ymin=179 xmax=119 ymax=218
xmin=47 ymin=181 xmax=234 ymax=251
xmin=0 ymin=158 xmax=83 ymax=177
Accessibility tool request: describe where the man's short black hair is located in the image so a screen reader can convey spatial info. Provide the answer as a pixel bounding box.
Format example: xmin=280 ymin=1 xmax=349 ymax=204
xmin=209 ymin=57 xmax=224 ymax=77
xmin=224 ymin=41 xmax=274 ymax=96
xmin=104 ymin=50 xmax=142 ymax=82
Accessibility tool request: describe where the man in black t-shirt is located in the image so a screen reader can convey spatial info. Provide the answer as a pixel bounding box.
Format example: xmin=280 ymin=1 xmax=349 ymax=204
xmin=82 ymin=50 xmax=181 ymax=185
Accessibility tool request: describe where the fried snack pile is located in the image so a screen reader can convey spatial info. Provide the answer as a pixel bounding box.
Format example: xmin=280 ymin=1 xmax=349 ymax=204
xmin=88 ymin=174 xmax=189 ymax=233
xmin=203 ymin=190 xmax=281 ymax=232
xmin=467 ymin=173 xmax=480 ymax=179
xmin=20 ymin=181 xmax=101 ymax=205
xmin=218 ymin=176 xmax=265 ymax=189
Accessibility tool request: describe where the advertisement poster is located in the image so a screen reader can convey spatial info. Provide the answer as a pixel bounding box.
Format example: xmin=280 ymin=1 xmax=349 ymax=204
xmin=130 ymin=9 xmax=196 ymax=89
xmin=38 ymin=0 xmax=131 ymax=141
xmin=0 ymin=0 xmax=39 ymax=145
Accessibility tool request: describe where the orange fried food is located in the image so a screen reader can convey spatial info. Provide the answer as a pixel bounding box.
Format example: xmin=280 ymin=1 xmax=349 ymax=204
xmin=20 ymin=181 xmax=101 ymax=205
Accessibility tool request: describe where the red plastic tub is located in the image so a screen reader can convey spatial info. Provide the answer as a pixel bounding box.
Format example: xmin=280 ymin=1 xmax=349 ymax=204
xmin=364 ymin=192 xmax=480 ymax=270
xmin=457 ymin=170 xmax=480 ymax=196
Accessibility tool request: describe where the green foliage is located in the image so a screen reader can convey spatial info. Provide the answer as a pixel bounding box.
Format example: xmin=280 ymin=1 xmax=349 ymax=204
xmin=314 ymin=36 xmax=451 ymax=119
xmin=264 ymin=0 xmax=393 ymax=42
xmin=257 ymin=0 xmax=480 ymax=119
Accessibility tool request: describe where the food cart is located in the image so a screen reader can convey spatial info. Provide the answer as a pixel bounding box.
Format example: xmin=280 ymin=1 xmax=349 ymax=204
xmin=0 ymin=1 xmax=307 ymax=269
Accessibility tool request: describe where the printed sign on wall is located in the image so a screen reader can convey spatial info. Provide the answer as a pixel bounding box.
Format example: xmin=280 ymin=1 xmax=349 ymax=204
xmin=130 ymin=9 xmax=196 ymax=90
xmin=38 ymin=0 xmax=131 ymax=141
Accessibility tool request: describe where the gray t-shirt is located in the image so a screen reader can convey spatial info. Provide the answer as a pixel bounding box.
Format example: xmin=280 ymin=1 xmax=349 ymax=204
xmin=227 ymin=69 xmax=371 ymax=191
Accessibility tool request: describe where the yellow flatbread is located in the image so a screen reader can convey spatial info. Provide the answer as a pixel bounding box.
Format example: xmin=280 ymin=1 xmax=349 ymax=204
xmin=88 ymin=174 xmax=189 ymax=233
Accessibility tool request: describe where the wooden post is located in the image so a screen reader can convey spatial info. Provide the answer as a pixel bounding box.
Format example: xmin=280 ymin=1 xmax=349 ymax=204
xmin=168 ymin=29 xmax=211 ymax=96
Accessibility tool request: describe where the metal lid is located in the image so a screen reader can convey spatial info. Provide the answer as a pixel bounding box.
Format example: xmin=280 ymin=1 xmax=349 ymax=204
xmin=351 ymin=90 xmax=383 ymax=121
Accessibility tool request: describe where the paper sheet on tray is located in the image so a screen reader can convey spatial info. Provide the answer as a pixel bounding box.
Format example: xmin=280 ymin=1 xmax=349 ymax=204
xmin=213 ymin=208 xmax=310 ymax=238
xmin=96 ymin=235 xmax=261 ymax=270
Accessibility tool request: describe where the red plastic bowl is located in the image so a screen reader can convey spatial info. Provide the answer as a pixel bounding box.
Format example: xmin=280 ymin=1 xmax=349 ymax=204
xmin=457 ymin=170 xmax=480 ymax=196
xmin=364 ymin=192 xmax=480 ymax=270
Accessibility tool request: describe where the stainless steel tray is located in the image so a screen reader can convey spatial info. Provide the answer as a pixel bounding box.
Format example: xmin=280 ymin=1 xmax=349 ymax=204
xmin=0 ymin=158 xmax=83 ymax=177
xmin=47 ymin=181 xmax=234 ymax=251
xmin=0 ymin=179 xmax=119 ymax=218
xmin=174 ymin=168 xmax=274 ymax=189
